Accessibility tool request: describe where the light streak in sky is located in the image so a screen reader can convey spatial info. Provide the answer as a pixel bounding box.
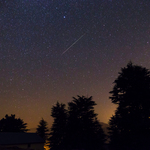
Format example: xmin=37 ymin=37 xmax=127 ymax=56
xmin=62 ymin=33 xmax=85 ymax=55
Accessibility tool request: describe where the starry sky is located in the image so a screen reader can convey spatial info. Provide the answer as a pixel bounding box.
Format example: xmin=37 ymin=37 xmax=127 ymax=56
xmin=1 ymin=0 xmax=150 ymax=129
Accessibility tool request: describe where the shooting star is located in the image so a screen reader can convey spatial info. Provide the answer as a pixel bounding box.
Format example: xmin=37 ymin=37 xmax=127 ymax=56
xmin=62 ymin=33 xmax=85 ymax=55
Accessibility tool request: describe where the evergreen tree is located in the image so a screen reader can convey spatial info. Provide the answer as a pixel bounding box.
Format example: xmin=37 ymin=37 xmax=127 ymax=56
xmin=66 ymin=96 xmax=105 ymax=150
xmin=36 ymin=118 xmax=49 ymax=141
xmin=49 ymin=102 xmax=67 ymax=150
xmin=0 ymin=114 xmax=28 ymax=132
xmin=49 ymin=96 xmax=105 ymax=150
xmin=109 ymin=62 xmax=150 ymax=150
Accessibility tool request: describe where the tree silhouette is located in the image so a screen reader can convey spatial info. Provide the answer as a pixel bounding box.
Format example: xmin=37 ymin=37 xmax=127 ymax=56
xmin=49 ymin=96 xmax=105 ymax=150
xmin=49 ymin=102 xmax=67 ymax=150
xmin=0 ymin=114 xmax=28 ymax=132
xmin=66 ymin=96 xmax=105 ymax=150
xmin=36 ymin=118 xmax=49 ymax=141
xmin=108 ymin=62 xmax=150 ymax=150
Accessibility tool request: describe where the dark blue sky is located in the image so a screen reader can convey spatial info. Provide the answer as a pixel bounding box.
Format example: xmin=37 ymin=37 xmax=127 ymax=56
xmin=0 ymin=0 xmax=150 ymax=128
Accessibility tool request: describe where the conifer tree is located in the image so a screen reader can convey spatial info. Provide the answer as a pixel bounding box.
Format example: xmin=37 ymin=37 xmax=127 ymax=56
xmin=36 ymin=118 xmax=49 ymax=141
xmin=109 ymin=62 xmax=150 ymax=150
xmin=49 ymin=96 xmax=105 ymax=150
xmin=49 ymin=102 xmax=67 ymax=150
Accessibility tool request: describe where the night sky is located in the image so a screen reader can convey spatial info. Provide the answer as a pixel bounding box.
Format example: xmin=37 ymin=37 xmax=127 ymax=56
xmin=1 ymin=0 xmax=150 ymax=129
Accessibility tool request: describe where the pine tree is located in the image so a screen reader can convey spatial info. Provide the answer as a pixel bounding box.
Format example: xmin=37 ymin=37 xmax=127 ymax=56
xmin=36 ymin=118 xmax=49 ymax=141
xmin=109 ymin=62 xmax=150 ymax=150
xmin=66 ymin=96 xmax=105 ymax=150
xmin=49 ymin=102 xmax=67 ymax=150
xmin=49 ymin=96 xmax=105 ymax=150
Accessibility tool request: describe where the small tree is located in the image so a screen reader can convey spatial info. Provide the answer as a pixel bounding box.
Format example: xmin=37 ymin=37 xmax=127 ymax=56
xmin=0 ymin=114 xmax=28 ymax=132
xmin=36 ymin=118 xmax=49 ymax=141
xmin=109 ymin=62 xmax=150 ymax=150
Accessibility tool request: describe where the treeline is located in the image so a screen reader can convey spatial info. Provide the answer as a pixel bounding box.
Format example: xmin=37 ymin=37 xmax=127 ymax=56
xmin=1 ymin=62 xmax=150 ymax=150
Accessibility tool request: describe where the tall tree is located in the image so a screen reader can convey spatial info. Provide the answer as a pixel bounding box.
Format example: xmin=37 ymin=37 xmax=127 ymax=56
xmin=66 ymin=96 xmax=105 ymax=150
xmin=109 ymin=62 xmax=150 ymax=150
xmin=49 ymin=102 xmax=67 ymax=150
xmin=49 ymin=96 xmax=105 ymax=150
xmin=36 ymin=118 xmax=49 ymax=141
xmin=0 ymin=114 xmax=28 ymax=132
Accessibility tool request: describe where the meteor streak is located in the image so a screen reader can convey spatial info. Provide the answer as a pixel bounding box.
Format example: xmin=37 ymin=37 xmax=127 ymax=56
xmin=62 ymin=33 xmax=85 ymax=55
